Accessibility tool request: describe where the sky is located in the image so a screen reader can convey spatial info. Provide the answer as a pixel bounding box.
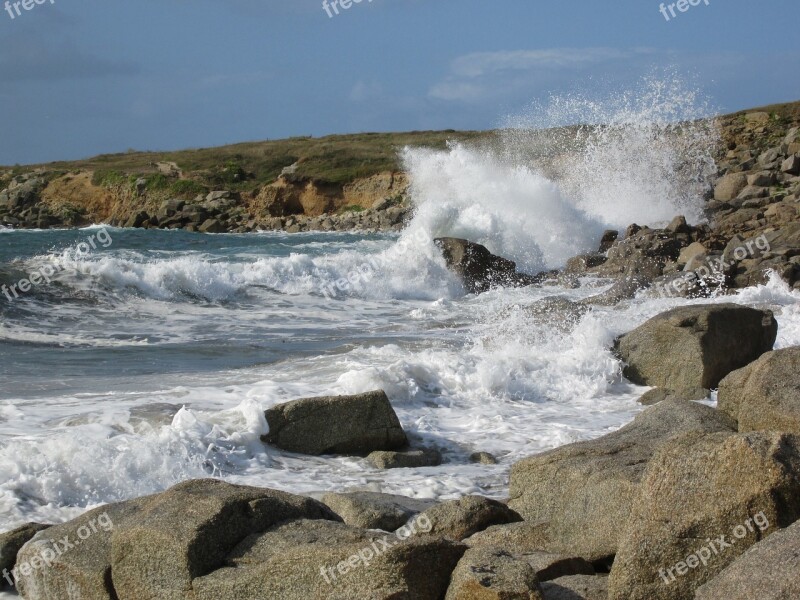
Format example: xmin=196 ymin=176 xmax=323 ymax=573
xmin=0 ymin=0 xmax=799 ymax=165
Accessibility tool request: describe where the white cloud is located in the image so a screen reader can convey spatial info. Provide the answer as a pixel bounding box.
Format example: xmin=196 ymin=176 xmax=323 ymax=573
xmin=429 ymin=47 xmax=657 ymax=103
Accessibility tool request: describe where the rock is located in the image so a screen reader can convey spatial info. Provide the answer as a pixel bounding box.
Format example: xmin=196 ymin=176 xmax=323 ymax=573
xmin=321 ymin=491 xmax=437 ymax=531
xmin=110 ymin=480 xmax=337 ymax=600
xmin=470 ymin=451 xmax=499 ymax=465
xmin=608 ymin=431 xmax=800 ymax=600
xmin=676 ymin=241 xmax=707 ymax=268
xmin=615 ymin=304 xmax=777 ymax=395
xmin=198 ymin=218 xmax=226 ymax=233
xmin=124 ymin=210 xmax=150 ymax=228
xmin=465 ymin=521 xmax=553 ymax=554
xmin=520 ymin=553 xmax=595 ymax=582
xmin=564 ymin=254 xmax=607 ymax=275
xmin=637 ymin=387 xmax=707 ymax=405
xmin=192 ymin=519 xmax=466 ymax=600
xmin=15 ymin=480 xmax=338 ymax=600
xmin=695 ymin=519 xmax=800 ymax=600
xmin=16 ymin=498 xmax=151 ymax=600
xmin=714 ymin=173 xmax=748 ymax=201
xmin=598 ymin=230 xmax=618 ymax=253
xmin=579 ymin=272 xmax=653 ymax=306
xmin=665 ymin=215 xmax=691 ymax=234
xmin=366 ymin=448 xmax=442 ymax=469
xmin=0 ymin=523 xmax=51 ymax=587
xmin=414 ymin=496 xmax=522 ymax=541
xmin=508 ymin=400 xmax=736 ymax=561
xmin=435 ymin=237 xmax=532 ymax=294
xmin=747 ymin=170 xmax=777 ymax=187
xmin=206 ymin=190 xmax=232 ymax=202
xmin=158 ymin=198 xmax=185 ymax=218
xmin=445 ymin=547 xmax=543 ymax=600
xmin=737 ymin=184 xmax=770 ymax=201
xmin=782 ymin=154 xmax=800 ymax=175
xmin=264 ymin=390 xmax=408 ymax=456
xmin=718 ymin=346 xmax=800 ymax=434
xmin=540 ymin=575 xmax=608 ymax=600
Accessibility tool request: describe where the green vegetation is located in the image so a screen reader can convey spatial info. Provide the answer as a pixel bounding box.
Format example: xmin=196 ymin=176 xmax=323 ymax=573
xmin=91 ymin=170 xmax=132 ymax=187
xmin=338 ymin=204 xmax=366 ymax=214
xmin=168 ymin=179 xmax=207 ymax=199
xmin=19 ymin=130 xmax=490 ymax=192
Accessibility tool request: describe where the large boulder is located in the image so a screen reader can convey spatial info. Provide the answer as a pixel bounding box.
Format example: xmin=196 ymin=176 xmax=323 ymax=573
xmin=192 ymin=519 xmax=466 ymax=600
xmin=111 ymin=479 xmax=336 ymax=600
xmin=616 ymin=304 xmax=777 ymax=395
xmin=321 ymin=491 xmax=437 ymax=531
xmin=695 ymin=518 xmax=800 ymax=600
xmin=445 ymin=547 xmax=543 ymax=600
xmin=16 ymin=498 xmax=151 ymax=600
xmin=0 ymin=522 xmax=51 ymax=588
xmin=508 ymin=400 xmax=736 ymax=561
xmin=718 ymin=346 xmax=800 ymax=434
xmin=413 ymin=496 xmax=522 ymax=542
xmin=714 ymin=172 xmax=748 ymax=201
xmin=608 ymin=431 xmax=800 ymax=600
xmin=263 ymin=390 xmax=408 ymax=455
xmin=16 ymin=479 xmax=338 ymax=600
xmin=434 ymin=238 xmax=536 ymax=294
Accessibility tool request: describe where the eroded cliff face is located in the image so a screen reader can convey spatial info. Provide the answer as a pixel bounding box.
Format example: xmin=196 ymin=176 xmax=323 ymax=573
xmin=0 ymin=169 xmax=411 ymax=231
xmin=252 ymin=172 xmax=408 ymax=218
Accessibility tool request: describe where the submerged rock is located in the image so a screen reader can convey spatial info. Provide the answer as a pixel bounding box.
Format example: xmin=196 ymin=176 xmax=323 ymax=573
xmin=264 ymin=390 xmax=408 ymax=456
xmin=434 ymin=237 xmax=539 ymax=294
xmin=366 ymin=447 xmax=442 ymax=469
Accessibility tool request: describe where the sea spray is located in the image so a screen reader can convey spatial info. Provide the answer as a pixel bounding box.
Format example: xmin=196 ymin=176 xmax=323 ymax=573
xmin=401 ymin=73 xmax=720 ymax=271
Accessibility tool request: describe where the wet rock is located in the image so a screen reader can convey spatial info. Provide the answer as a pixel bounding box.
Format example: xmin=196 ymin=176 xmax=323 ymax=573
xmin=264 ymin=390 xmax=408 ymax=456
xmin=366 ymin=448 xmax=442 ymax=469
xmin=470 ymin=452 xmax=499 ymax=465
xmin=434 ymin=238 xmax=537 ymax=294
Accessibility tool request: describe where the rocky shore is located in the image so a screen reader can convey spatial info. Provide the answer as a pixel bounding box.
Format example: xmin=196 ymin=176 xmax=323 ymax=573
xmin=2 ymin=105 xmax=800 ymax=599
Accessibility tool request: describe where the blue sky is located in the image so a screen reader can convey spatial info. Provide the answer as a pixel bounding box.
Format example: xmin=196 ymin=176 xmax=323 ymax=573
xmin=0 ymin=0 xmax=798 ymax=164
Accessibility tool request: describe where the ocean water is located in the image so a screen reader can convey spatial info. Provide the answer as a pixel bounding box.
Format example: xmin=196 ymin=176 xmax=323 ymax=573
xmin=2 ymin=78 xmax=799 ymax=541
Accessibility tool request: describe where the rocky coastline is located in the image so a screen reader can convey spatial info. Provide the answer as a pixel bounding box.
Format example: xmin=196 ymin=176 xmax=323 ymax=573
xmin=2 ymin=107 xmax=800 ymax=599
